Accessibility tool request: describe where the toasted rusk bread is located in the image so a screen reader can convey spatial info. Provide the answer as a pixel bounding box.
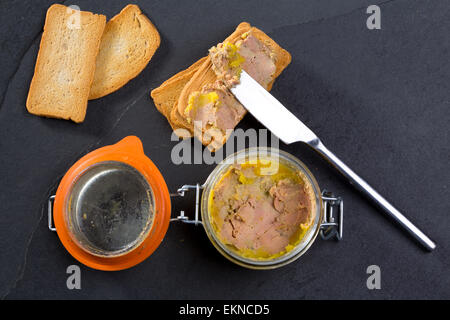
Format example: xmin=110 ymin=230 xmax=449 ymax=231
xmin=151 ymin=22 xmax=291 ymax=149
xmin=26 ymin=4 xmax=106 ymax=123
xmin=89 ymin=4 xmax=160 ymax=100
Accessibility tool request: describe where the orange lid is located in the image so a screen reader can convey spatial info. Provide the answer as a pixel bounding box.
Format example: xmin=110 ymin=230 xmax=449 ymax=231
xmin=53 ymin=136 xmax=171 ymax=271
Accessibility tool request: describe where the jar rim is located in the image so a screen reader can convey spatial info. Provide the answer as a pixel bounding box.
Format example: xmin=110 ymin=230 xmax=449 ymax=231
xmin=63 ymin=160 xmax=156 ymax=258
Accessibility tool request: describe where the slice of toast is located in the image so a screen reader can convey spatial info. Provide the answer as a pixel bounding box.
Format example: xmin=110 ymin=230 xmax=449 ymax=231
xmin=150 ymin=22 xmax=291 ymax=150
xmin=89 ymin=4 xmax=160 ymax=100
xmin=26 ymin=4 xmax=106 ymax=123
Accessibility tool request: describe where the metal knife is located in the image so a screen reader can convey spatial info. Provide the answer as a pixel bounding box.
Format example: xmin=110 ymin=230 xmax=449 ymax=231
xmin=231 ymin=70 xmax=436 ymax=251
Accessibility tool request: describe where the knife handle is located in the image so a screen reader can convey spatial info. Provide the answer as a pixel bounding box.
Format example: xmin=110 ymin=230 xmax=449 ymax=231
xmin=310 ymin=139 xmax=436 ymax=251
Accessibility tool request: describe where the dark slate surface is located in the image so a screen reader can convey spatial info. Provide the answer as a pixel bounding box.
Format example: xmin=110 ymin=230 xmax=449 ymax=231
xmin=0 ymin=0 xmax=449 ymax=299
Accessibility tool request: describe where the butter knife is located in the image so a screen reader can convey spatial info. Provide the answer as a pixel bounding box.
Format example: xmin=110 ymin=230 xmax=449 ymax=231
xmin=231 ymin=70 xmax=436 ymax=251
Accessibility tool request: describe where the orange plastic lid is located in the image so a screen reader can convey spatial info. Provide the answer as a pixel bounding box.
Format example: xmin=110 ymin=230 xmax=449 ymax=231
xmin=53 ymin=136 xmax=171 ymax=271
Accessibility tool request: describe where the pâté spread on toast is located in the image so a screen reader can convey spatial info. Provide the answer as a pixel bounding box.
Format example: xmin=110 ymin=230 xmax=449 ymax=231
xmin=151 ymin=22 xmax=291 ymax=151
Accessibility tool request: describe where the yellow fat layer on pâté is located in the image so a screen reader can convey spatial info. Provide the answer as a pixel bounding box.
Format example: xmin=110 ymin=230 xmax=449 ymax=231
xmin=223 ymin=42 xmax=245 ymax=69
xmin=208 ymin=159 xmax=312 ymax=260
xmin=184 ymin=91 xmax=220 ymax=119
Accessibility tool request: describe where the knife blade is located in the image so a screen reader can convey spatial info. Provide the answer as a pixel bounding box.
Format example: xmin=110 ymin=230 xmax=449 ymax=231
xmin=231 ymin=70 xmax=436 ymax=251
xmin=232 ymin=71 xmax=318 ymax=145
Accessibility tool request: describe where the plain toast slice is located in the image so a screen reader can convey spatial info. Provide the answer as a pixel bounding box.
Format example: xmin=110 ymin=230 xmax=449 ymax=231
xmin=89 ymin=4 xmax=160 ymax=100
xmin=26 ymin=4 xmax=106 ymax=123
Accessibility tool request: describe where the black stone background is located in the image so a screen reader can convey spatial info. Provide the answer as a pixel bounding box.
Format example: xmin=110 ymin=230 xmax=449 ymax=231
xmin=0 ymin=0 xmax=449 ymax=299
